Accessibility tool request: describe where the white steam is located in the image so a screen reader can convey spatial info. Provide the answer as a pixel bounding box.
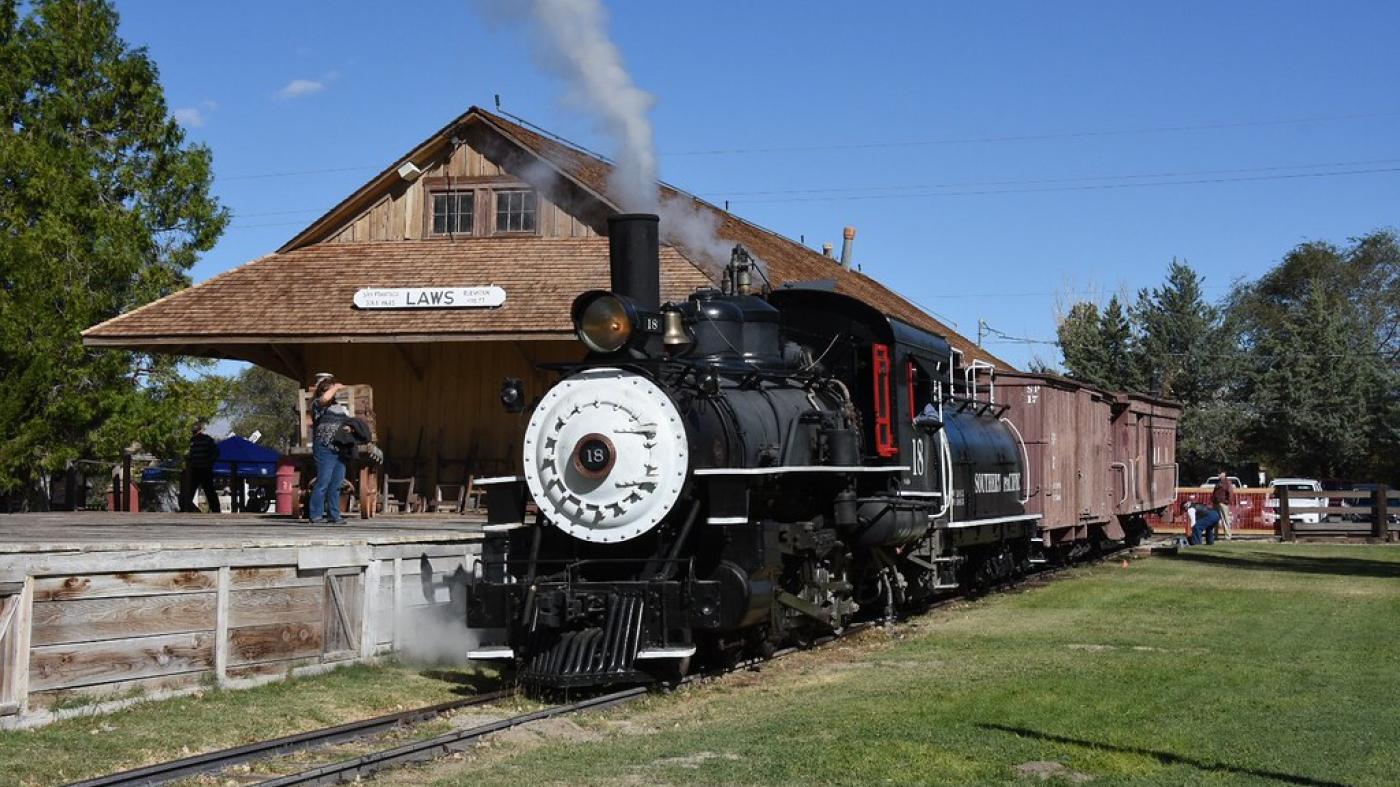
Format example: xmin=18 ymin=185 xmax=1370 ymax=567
xmin=473 ymin=0 xmax=658 ymax=212
xmin=471 ymin=0 xmax=768 ymax=287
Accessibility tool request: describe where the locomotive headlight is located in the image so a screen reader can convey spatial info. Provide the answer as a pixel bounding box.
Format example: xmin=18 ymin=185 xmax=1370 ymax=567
xmin=574 ymin=292 xmax=637 ymax=353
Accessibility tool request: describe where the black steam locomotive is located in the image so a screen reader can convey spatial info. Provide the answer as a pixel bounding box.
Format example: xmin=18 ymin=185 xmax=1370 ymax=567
xmin=466 ymin=213 xmax=1037 ymax=688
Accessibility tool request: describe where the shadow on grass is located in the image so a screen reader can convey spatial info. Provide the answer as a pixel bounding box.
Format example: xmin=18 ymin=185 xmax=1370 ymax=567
xmin=977 ymin=723 xmax=1347 ymax=787
xmin=419 ymin=668 xmax=509 ymax=696
xmin=1167 ymin=549 xmax=1400 ymax=579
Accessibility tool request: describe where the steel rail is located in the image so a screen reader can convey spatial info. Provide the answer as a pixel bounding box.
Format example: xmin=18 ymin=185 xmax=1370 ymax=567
xmin=64 ymin=689 xmax=512 ymax=787
xmin=254 ymin=686 xmax=649 ymax=787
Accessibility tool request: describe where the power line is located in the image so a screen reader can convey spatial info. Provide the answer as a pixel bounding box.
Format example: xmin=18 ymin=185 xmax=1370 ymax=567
xmin=220 ymin=165 xmax=376 ymax=182
xmin=668 ymin=110 xmax=1400 ymax=157
xmin=729 ymin=165 xmax=1400 ymax=204
xmin=213 ymin=111 xmax=1400 ymax=181
xmin=703 ymin=157 xmax=1400 ymax=198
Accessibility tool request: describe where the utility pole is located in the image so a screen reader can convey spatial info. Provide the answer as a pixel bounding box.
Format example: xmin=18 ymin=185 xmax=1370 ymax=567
xmin=977 ymin=319 xmax=988 ymax=348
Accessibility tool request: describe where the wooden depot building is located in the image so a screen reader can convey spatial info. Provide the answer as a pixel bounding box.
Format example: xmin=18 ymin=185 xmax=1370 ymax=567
xmin=83 ymin=106 xmax=1010 ymax=489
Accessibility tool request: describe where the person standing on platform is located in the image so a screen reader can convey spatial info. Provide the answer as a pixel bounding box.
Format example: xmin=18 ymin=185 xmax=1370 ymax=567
xmin=180 ymin=421 xmax=220 ymax=513
xmin=1212 ymin=471 xmax=1234 ymax=540
xmin=308 ymin=375 xmax=349 ymax=524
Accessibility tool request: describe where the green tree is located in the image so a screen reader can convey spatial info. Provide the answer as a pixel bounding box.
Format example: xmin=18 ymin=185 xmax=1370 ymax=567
xmin=1098 ymin=295 xmax=1140 ymax=391
xmin=1056 ymin=301 xmax=1107 ymax=386
xmin=222 ymin=366 xmax=300 ymax=452
xmin=1132 ymin=259 xmax=1218 ymax=401
xmin=1230 ymin=233 xmax=1400 ymax=480
xmin=0 ymin=0 xmax=228 ymax=500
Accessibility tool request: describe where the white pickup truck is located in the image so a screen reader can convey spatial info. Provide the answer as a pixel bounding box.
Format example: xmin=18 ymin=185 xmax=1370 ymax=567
xmin=1264 ymin=478 xmax=1324 ymax=525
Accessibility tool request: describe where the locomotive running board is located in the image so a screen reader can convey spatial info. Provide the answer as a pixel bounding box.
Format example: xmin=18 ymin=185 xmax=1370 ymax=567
xmin=635 ymin=646 xmax=698 ymax=660
xmin=935 ymin=514 xmax=1043 ymax=528
xmin=694 ymin=465 xmax=910 ymax=476
xmin=467 ymin=647 xmax=515 ymax=660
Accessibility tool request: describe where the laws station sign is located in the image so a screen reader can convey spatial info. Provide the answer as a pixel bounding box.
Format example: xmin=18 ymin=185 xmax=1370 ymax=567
xmin=353 ymin=286 xmax=506 ymax=310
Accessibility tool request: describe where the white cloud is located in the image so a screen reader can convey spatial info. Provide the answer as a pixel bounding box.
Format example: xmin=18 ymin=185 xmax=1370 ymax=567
xmin=172 ymin=107 xmax=205 ymax=128
xmin=277 ymin=78 xmax=326 ymax=100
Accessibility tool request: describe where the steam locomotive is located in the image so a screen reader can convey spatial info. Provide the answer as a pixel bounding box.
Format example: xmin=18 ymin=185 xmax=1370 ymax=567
xmin=465 ymin=213 xmax=1152 ymax=689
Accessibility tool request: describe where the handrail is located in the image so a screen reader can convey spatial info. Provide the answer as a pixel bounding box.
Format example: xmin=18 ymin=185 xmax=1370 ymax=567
xmin=1000 ymin=416 xmax=1031 ymax=505
xmin=931 ymin=429 xmax=953 ymax=520
xmin=1110 ymin=462 xmax=1128 ymax=505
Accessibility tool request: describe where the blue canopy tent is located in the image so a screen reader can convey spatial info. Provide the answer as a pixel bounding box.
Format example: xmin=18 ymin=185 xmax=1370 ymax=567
xmin=213 ymin=436 xmax=279 ymax=512
xmin=212 ymin=436 xmax=279 ymax=479
xmin=140 ymin=437 xmax=282 ymax=512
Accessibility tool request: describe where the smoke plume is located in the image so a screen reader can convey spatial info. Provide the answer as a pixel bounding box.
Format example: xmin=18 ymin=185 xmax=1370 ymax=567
xmin=473 ymin=0 xmax=659 ymax=213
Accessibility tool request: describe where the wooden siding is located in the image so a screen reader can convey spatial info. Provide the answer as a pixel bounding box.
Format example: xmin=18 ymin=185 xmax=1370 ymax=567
xmin=323 ymin=123 xmax=603 ymax=245
xmin=1 ymin=529 xmax=475 ymax=723
xmin=298 ymin=340 xmax=582 ymax=483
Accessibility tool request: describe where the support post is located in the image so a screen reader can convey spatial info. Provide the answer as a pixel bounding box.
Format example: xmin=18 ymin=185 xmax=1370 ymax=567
xmin=121 ymin=451 xmax=133 ymax=513
xmin=1372 ymin=484 xmax=1389 ymax=543
xmin=1278 ymin=486 xmax=1293 ymax=541
xmin=214 ymin=565 xmax=230 ymax=685
xmin=391 ymin=557 xmax=404 ymax=653
xmin=360 ymin=560 xmax=379 ymax=659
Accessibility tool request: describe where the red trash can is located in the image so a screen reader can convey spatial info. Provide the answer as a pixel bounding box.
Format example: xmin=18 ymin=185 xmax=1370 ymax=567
xmin=275 ymin=457 xmax=299 ymax=516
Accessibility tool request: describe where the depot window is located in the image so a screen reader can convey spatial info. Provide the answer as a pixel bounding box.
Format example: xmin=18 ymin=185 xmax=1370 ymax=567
xmin=430 ymin=191 xmax=474 ymax=236
xmin=494 ymin=189 xmax=538 ymax=234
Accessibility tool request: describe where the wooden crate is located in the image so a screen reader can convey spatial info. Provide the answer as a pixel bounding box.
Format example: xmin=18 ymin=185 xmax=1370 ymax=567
xmin=297 ymin=384 xmax=377 ymax=449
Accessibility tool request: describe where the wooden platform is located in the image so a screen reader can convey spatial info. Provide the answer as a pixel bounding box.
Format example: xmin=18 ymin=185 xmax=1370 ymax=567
xmin=0 ymin=513 xmax=485 ymax=727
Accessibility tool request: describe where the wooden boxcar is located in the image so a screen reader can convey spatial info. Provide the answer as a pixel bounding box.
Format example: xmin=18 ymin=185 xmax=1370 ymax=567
xmin=997 ymin=372 xmax=1180 ymax=548
xmin=1109 ymin=392 xmax=1181 ymax=522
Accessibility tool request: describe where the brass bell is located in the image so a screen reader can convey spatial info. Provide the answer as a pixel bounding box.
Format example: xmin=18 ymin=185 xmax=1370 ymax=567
xmin=661 ymin=309 xmax=690 ymax=346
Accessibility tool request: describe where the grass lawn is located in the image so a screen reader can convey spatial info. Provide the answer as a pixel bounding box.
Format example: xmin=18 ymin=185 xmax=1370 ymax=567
xmin=404 ymin=543 xmax=1400 ymax=787
xmin=0 ymin=661 xmax=502 ymax=787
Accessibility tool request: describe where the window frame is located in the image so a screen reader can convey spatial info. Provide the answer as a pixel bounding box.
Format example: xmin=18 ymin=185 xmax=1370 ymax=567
xmin=419 ymin=176 xmax=542 ymax=240
xmin=427 ymin=189 xmax=477 ymax=237
xmin=491 ymin=188 xmax=540 ymax=236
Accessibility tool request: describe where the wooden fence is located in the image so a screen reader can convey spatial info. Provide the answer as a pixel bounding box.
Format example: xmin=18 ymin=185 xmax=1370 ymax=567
xmin=1274 ymin=486 xmax=1398 ymax=542
xmin=1155 ymin=486 xmax=1399 ymax=542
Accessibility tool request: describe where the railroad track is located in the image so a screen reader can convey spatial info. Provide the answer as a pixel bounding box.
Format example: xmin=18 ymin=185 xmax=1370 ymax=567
xmin=67 ymin=547 xmax=1130 ymax=787
xmin=64 ymin=690 xmax=511 ymax=787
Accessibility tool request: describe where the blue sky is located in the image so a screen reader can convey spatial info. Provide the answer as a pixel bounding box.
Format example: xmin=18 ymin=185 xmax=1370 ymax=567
xmin=116 ymin=0 xmax=1399 ymax=369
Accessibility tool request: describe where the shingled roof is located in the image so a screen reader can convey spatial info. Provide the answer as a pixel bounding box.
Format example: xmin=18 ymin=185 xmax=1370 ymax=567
xmin=85 ymin=105 xmax=1010 ymax=368
xmin=84 ymin=239 xmax=709 ymax=346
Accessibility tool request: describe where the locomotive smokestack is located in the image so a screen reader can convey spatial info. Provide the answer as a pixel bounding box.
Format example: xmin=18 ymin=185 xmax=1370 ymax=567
xmin=607 ymin=213 xmax=661 ymax=311
xmin=840 ymin=226 xmax=856 ymax=269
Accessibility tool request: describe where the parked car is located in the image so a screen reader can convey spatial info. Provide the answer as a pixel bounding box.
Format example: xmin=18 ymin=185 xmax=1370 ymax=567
xmin=1345 ymin=483 xmax=1400 ymax=524
xmin=1264 ymin=478 xmax=1324 ymax=525
xmin=1200 ymin=477 xmax=1244 ymax=490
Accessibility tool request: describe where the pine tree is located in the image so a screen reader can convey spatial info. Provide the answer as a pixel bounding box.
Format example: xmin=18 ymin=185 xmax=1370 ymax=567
xmin=0 ymin=0 xmax=228 ymax=499
xmin=1244 ymin=281 xmax=1374 ymax=478
xmin=1099 ymin=295 xmax=1140 ymax=390
xmin=1132 ymin=259 xmax=1218 ymax=401
xmin=1057 ymin=302 xmax=1108 ymax=386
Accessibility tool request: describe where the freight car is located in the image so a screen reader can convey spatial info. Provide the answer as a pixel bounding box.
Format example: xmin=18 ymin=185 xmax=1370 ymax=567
xmin=998 ymin=373 xmax=1180 ymax=559
xmin=464 ymin=213 xmax=1178 ymax=689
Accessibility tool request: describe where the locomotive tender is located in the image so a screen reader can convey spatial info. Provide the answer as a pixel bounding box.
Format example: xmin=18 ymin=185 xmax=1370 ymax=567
xmin=466 ymin=213 xmax=1174 ymax=688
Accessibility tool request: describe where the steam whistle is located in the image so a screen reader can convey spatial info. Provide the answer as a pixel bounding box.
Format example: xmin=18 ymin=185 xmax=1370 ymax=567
xmin=725 ymin=244 xmax=756 ymax=296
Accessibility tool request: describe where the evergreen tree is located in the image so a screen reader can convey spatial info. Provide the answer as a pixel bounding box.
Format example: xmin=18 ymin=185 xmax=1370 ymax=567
xmin=1231 ymin=233 xmax=1399 ymax=480
xmin=0 ymin=0 xmax=228 ymax=499
xmin=1243 ymin=281 xmax=1375 ymax=478
xmin=1131 ymin=259 xmax=1217 ymax=401
xmin=1099 ymin=295 xmax=1140 ymax=390
xmin=1056 ymin=301 xmax=1107 ymax=386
